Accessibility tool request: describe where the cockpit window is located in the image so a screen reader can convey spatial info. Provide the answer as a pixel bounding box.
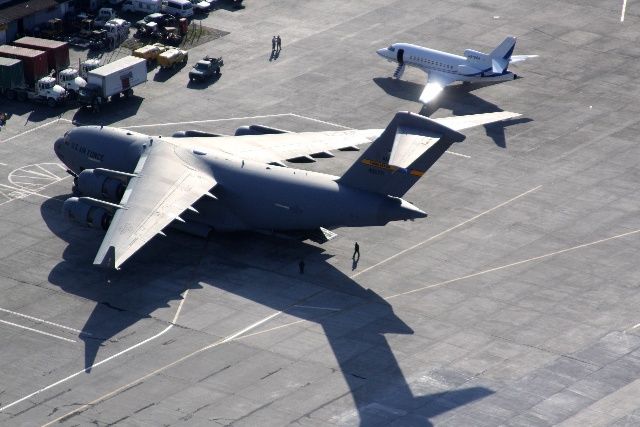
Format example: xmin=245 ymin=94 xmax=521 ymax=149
xmin=388 ymin=46 xmax=395 ymax=52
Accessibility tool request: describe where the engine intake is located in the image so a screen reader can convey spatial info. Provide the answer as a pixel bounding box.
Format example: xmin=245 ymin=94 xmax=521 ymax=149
xmin=234 ymin=124 xmax=290 ymax=136
xmin=63 ymin=197 xmax=112 ymax=230
xmin=76 ymin=169 xmax=125 ymax=202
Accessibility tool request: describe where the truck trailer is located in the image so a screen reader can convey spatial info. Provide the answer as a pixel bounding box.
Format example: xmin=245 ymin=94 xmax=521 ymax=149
xmin=12 ymin=37 xmax=70 ymax=72
xmin=78 ymin=56 xmax=147 ymax=111
xmin=0 ymin=53 xmax=67 ymax=107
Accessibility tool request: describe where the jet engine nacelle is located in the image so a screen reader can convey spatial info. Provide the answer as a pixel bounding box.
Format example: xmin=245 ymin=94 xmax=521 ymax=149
xmin=76 ymin=169 xmax=125 ymax=202
xmin=63 ymin=197 xmax=112 ymax=230
xmin=234 ymin=125 xmax=290 ymax=136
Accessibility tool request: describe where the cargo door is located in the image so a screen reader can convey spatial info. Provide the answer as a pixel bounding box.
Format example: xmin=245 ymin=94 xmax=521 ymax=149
xmin=121 ymin=75 xmax=130 ymax=90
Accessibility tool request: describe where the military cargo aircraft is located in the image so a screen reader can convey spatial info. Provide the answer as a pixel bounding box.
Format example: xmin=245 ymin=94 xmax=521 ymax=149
xmin=54 ymin=111 xmax=519 ymax=269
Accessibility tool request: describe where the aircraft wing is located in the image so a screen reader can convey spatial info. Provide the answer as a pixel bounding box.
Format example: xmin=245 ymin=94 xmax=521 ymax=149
xmin=177 ymin=129 xmax=382 ymax=165
xmin=419 ymin=71 xmax=457 ymax=104
xmin=94 ymin=141 xmax=216 ymax=269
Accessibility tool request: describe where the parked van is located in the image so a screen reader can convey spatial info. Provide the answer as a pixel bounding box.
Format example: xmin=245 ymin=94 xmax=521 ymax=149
xmin=122 ymin=0 xmax=161 ymax=13
xmin=162 ymin=0 xmax=193 ymax=18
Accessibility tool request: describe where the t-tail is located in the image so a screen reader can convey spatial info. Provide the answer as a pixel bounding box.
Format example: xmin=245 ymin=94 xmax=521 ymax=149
xmin=338 ymin=110 xmax=522 ymax=197
xmin=338 ymin=112 xmax=465 ymax=197
xmin=464 ymin=36 xmax=522 ymax=75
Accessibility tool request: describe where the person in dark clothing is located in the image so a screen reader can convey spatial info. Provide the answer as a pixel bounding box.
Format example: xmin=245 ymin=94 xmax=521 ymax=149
xmin=271 ymin=36 xmax=276 ymax=52
xmin=299 ymin=259 xmax=305 ymax=274
xmin=276 ymin=35 xmax=281 ymax=51
xmin=353 ymin=242 xmax=360 ymax=260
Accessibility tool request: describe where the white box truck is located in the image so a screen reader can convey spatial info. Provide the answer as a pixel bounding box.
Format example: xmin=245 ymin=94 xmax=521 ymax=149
xmin=122 ymin=0 xmax=161 ymax=13
xmin=78 ymin=56 xmax=147 ymax=112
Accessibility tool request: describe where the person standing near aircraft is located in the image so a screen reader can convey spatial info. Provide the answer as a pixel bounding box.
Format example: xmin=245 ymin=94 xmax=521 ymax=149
xmin=272 ymin=36 xmax=276 ymax=52
xmin=353 ymin=242 xmax=360 ymax=260
xmin=276 ymin=35 xmax=281 ymax=51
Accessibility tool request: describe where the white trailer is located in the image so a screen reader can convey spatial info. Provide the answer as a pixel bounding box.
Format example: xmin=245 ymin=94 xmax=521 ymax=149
xmin=78 ymin=56 xmax=147 ymax=111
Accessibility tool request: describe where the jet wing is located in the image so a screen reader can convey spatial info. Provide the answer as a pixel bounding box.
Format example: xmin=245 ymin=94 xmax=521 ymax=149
xmin=173 ymin=129 xmax=381 ymax=165
xmin=94 ymin=141 xmax=216 ymax=269
xmin=419 ymin=71 xmax=457 ymax=104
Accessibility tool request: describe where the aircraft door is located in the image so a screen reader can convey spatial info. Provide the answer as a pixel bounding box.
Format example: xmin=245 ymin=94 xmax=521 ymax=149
xmin=397 ymin=49 xmax=404 ymax=65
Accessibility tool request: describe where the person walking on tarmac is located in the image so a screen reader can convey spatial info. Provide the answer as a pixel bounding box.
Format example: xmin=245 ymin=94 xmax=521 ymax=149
xmin=352 ymin=242 xmax=360 ymax=260
xmin=271 ymin=36 xmax=277 ymax=52
xmin=276 ymin=35 xmax=282 ymax=51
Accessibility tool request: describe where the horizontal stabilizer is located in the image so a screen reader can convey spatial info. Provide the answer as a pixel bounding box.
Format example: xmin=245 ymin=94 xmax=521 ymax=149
xmin=432 ymin=111 xmax=521 ymax=131
xmin=510 ymin=54 xmax=538 ymax=63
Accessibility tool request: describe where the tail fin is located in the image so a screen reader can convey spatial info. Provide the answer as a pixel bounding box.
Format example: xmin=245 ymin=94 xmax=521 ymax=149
xmin=489 ymin=36 xmax=516 ymax=73
xmin=338 ymin=112 xmax=465 ymax=197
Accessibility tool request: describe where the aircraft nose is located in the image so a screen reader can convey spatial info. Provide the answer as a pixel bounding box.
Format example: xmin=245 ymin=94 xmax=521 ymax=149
xmin=376 ymin=48 xmax=387 ymax=58
xmin=54 ymin=137 xmax=65 ymax=159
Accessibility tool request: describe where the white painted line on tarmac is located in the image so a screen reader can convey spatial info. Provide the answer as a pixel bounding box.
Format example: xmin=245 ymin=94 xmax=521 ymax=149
xmin=621 ymin=0 xmax=628 ymax=22
xmin=289 ymin=113 xmax=354 ymax=130
xmin=384 ymin=227 xmax=640 ymax=300
xmin=123 ymin=114 xmax=293 ymax=129
xmin=0 ymin=289 xmax=191 ymax=414
xmin=0 ymin=118 xmax=70 ymax=144
xmin=0 ymin=307 xmax=88 ymax=335
xmin=350 ymin=185 xmax=542 ymax=279
xmin=631 ymin=323 xmax=640 ymax=330
xmin=446 ymin=151 xmax=471 ymax=158
xmin=0 ymin=319 xmax=75 ymax=343
xmin=0 ymin=162 xmax=7 ymax=166
xmin=40 ymin=309 xmax=283 ymax=426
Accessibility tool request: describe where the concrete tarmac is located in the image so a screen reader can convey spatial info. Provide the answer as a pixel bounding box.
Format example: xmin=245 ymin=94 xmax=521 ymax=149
xmin=2 ymin=0 xmax=640 ymax=425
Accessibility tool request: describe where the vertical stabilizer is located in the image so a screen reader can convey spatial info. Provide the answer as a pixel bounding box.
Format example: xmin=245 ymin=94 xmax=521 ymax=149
xmin=489 ymin=36 xmax=516 ymax=73
xmin=338 ymin=112 xmax=465 ymax=197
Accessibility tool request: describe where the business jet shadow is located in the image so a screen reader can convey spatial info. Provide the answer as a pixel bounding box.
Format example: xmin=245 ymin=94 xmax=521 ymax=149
xmin=41 ymin=196 xmax=492 ymax=425
xmin=373 ymin=77 xmax=531 ymax=148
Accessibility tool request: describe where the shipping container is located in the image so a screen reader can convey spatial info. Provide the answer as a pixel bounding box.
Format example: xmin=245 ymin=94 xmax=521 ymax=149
xmin=13 ymin=37 xmax=70 ymax=72
xmin=0 ymin=57 xmax=25 ymax=90
xmin=0 ymin=46 xmax=48 ymax=86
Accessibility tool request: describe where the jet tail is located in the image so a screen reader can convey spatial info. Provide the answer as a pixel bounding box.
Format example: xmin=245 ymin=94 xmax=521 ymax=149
xmin=489 ymin=36 xmax=516 ymax=73
xmin=338 ymin=112 xmax=464 ymax=197
xmin=338 ymin=111 xmax=521 ymax=197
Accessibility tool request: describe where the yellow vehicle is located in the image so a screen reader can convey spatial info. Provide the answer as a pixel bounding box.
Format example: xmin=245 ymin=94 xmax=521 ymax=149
xmin=157 ymin=48 xmax=188 ymax=69
xmin=132 ymin=44 xmax=164 ymax=63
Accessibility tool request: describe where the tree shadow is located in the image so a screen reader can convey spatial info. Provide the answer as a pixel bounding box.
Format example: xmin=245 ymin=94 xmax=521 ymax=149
xmin=373 ymin=77 xmax=531 ymax=148
xmin=41 ymin=195 xmax=493 ymax=424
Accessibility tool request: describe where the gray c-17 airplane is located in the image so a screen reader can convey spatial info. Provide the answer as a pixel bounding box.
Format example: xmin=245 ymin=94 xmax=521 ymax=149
xmin=54 ymin=110 xmax=519 ymax=269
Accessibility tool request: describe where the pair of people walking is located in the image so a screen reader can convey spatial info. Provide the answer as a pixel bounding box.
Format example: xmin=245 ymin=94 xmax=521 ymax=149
xmin=271 ymin=35 xmax=282 ymax=52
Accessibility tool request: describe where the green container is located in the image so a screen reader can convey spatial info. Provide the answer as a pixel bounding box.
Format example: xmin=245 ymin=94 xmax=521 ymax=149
xmin=0 ymin=57 xmax=25 ymax=90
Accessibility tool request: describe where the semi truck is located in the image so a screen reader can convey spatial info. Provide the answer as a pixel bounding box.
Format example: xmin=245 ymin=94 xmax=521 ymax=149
xmin=0 ymin=48 xmax=67 ymax=107
xmin=78 ymin=56 xmax=147 ymax=111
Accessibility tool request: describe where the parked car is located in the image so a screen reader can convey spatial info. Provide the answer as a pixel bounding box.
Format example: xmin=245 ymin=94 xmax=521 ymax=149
xmin=135 ymin=12 xmax=176 ymax=29
xmin=189 ymin=56 xmax=223 ymax=82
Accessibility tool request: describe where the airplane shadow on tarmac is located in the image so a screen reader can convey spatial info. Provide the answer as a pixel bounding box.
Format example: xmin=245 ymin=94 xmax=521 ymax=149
xmin=41 ymin=196 xmax=493 ymax=426
xmin=373 ymin=77 xmax=532 ymax=148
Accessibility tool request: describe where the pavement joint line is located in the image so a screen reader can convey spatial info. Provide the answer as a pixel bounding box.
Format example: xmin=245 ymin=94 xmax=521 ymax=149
xmin=0 ymin=307 xmax=87 ymax=335
xmin=0 ymin=319 xmax=76 ymax=343
xmin=122 ymin=113 xmax=294 ymax=129
xmin=39 ymin=310 xmax=284 ymax=427
xmin=0 ymin=289 xmax=191 ymax=415
xmin=622 ymin=0 xmax=628 ymax=22
xmin=350 ymin=185 xmax=542 ymax=279
xmin=294 ymin=305 xmax=341 ymax=311
xmin=384 ymin=227 xmax=640 ymax=300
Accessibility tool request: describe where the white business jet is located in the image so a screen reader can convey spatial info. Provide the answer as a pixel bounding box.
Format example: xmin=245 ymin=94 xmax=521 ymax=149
xmin=377 ymin=37 xmax=537 ymax=104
